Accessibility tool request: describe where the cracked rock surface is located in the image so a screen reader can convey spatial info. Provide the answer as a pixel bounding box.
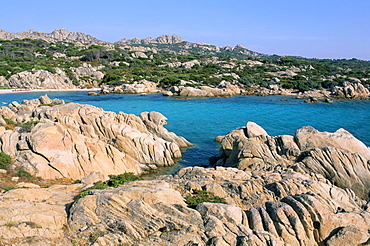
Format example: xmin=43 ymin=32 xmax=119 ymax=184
xmin=216 ymin=121 xmax=370 ymax=200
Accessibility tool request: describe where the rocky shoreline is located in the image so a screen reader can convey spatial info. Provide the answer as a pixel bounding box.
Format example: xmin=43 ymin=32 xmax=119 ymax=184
xmin=0 ymin=96 xmax=369 ymax=245
xmin=97 ymin=79 xmax=370 ymax=101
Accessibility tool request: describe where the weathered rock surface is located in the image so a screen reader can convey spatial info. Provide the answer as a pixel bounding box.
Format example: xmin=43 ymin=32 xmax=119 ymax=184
xmin=333 ymin=81 xmax=370 ymax=99
xmin=0 ymin=181 xmax=88 ymax=246
xmin=66 ymin=166 xmax=370 ymax=245
xmin=1 ymin=160 xmax=369 ymax=245
xmin=1 ymin=63 xmax=104 ymax=90
xmin=6 ymin=69 xmax=76 ymax=90
xmin=0 ymin=96 xmax=191 ymax=180
xmin=168 ymin=81 xmax=243 ymax=97
xmin=102 ymin=80 xmax=159 ymax=94
xmin=216 ymin=122 xmax=370 ymax=199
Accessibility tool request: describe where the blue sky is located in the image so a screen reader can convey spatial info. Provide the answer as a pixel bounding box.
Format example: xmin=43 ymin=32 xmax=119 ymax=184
xmin=1 ymin=0 xmax=369 ymax=60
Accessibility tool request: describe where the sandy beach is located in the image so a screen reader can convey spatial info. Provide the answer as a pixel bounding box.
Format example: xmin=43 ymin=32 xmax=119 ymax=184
xmin=0 ymin=88 xmax=100 ymax=95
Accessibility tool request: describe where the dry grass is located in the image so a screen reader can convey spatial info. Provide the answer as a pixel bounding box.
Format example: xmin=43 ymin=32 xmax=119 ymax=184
xmin=0 ymin=171 xmax=74 ymax=191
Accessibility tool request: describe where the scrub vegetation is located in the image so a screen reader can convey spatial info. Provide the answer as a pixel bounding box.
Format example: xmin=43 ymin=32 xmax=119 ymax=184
xmin=0 ymin=38 xmax=370 ymax=92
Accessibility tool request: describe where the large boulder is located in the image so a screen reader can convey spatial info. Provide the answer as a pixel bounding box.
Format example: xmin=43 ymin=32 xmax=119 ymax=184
xmin=68 ymin=180 xmax=206 ymax=245
xmin=0 ymin=182 xmax=87 ymax=245
xmin=333 ymin=81 xmax=370 ymax=99
xmin=170 ymin=81 xmax=243 ymax=97
xmin=216 ymin=122 xmax=370 ymax=199
xmin=105 ymin=80 xmax=159 ymax=94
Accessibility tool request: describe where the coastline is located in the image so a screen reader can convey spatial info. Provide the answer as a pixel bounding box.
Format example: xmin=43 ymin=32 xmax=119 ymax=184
xmin=0 ymin=88 xmax=100 ymax=95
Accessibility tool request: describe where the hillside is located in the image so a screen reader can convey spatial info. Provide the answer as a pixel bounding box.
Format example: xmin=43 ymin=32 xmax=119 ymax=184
xmin=0 ymin=28 xmax=107 ymax=44
xmin=0 ymin=29 xmax=369 ymax=98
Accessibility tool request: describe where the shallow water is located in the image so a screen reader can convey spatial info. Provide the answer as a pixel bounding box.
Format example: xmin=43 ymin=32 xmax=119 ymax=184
xmin=2 ymin=92 xmax=370 ymax=174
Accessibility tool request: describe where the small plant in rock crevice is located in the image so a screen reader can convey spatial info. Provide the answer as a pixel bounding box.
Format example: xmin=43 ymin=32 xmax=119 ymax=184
xmin=0 ymin=152 xmax=12 ymax=169
xmin=185 ymin=190 xmax=227 ymax=208
xmin=75 ymin=172 xmax=140 ymax=200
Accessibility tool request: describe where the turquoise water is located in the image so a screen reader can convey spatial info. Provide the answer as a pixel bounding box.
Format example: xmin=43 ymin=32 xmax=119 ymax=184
xmin=1 ymin=92 xmax=370 ymax=173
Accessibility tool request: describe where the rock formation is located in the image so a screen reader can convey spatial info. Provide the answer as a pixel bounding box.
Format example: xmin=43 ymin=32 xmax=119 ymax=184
xmin=332 ymin=81 xmax=370 ymax=99
xmin=3 ymin=165 xmax=367 ymax=245
xmin=0 ymin=28 xmax=107 ymax=44
xmin=216 ymin=122 xmax=370 ymax=200
xmin=167 ymin=81 xmax=243 ymax=97
xmin=115 ymin=34 xmax=185 ymax=45
xmin=6 ymin=69 xmax=76 ymax=90
xmin=1 ymin=117 xmax=370 ymax=245
xmin=0 ymin=95 xmax=191 ymax=180
xmin=0 ymin=63 xmax=104 ymax=90
xmin=101 ymin=80 xmax=159 ymax=94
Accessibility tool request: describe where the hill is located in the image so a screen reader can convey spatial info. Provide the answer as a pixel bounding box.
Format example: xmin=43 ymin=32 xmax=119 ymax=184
xmin=0 ymin=29 xmax=369 ymax=99
xmin=0 ymin=28 xmax=107 ymax=44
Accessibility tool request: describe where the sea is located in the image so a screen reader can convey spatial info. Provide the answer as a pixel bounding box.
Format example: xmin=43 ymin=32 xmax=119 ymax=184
xmin=1 ymin=91 xmax=369 ymax=174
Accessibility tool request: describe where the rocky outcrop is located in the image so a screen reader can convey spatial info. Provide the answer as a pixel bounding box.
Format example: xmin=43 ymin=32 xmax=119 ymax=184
xmin=6 ymin=68 xmax=76 ymax=89
xmin=332 ymin=81 xmax=370 ymax=99
xmin=102 ymin=80 xmax=159 ymax=94
xmin=168 ymin=81 xmax=243 ymax=97
xmin=1 ymin=63 xmax=104 ymax=89
xmin=159 ymin=59 xmax=201 ymax=69
xmin=0 ymin=28 xmax=107 ymax=44
xmin=115 ymin=34 xmax=185 ymax=45
xmin=68 ymin=63 xmax=104 ymax=81
xmin=216 ymin=122 xmax=370 ymax=200
xmin=0 ymin=182 xmax=87 ymax=245
xmin=0 ymin=96 xmax=191 ymax=180
xmin=66 ymin=166 xmax=370 ymax=245
xmin=1 ymin=129 xmax=369 ymax=245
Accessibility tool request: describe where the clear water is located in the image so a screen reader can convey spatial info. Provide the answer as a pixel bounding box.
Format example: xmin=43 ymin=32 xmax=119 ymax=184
xmin=1 ymin=92 xmax=369 ymax=174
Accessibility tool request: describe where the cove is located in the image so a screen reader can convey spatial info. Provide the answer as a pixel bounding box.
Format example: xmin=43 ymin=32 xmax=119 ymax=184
xmin=2 ymin=92 xmax=370 ymax=174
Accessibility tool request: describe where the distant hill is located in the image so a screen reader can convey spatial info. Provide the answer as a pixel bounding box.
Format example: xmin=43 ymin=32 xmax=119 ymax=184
xmin=0 ymin=29 xmax=263 ymax=59
xmin=0 ymin=28 xmax=369 ymax=96
xmin=115 ymin=34 xmax=185 ymax=45
xmin=0 ymin=28 xmax=108 ymax=44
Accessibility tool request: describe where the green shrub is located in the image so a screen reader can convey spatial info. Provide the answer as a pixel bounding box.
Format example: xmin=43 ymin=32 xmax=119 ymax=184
xmin=76 ymin=181 xmax=108 ymax=199
xmin=17 ymin=169 xmax=32 ymax=177
xmin=106 ymin=172 xmax=140 ymax=188
xmin=0 ymin=152 xmax=12 ymax=169
xmin=185 ymin=190 xmax=227 ymax=208
xmin=75 ymin=172 xmax=140 ymax=200
xmin=90 ymin=230 xmax=103 ymax=242
xmin=20 ymin=121 xmax=40 ymax=132
xmin=3 ymin=118 xmax=16 ymax=126
xmin=2 ymin=186 xmax=15 ymax=192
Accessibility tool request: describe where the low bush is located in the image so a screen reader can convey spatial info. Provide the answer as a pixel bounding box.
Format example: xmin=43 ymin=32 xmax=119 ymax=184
xmin=76 ymin=181 xmax=108 ymax=199
xmin=0 ymin=152 xmax=12 ymax=169
xmin=185 ymin=190 xmax=227 ymax=208
xmin=17 ymin=169 xmax=32 ymax=178
xmin=20 ymin=120 xmax=40 ymax=132
xmin=106 ymin=172 xmax=140 ymax=188
xmin=75 ymin=172 xmax=140 ymax=200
